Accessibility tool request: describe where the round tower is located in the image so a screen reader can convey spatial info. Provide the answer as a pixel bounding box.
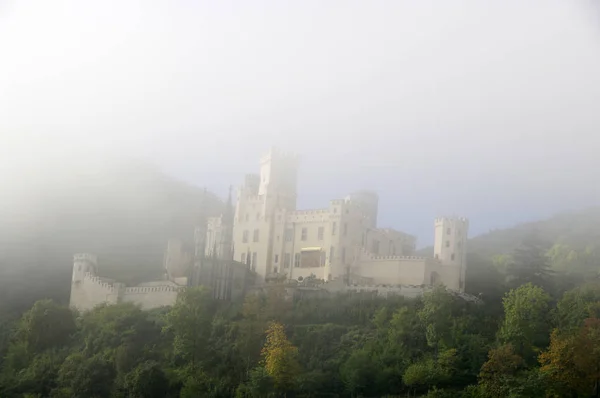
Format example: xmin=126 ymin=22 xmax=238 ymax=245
xmin=72 ymin=253 xmax=98 ymax=283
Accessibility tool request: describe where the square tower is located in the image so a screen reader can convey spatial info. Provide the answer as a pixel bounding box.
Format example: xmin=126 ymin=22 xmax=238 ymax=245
xmin=433 ymin=217 xmax=469 ymax=265
xmin=258 ymin=147 xmax=300 ymax=211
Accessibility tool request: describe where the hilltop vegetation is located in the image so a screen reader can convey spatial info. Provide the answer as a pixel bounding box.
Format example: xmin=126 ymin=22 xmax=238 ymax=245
xmin=3 ymin=276 xmax=600 ymax=396
xmin=468 ymin=207 xmax=600 ymax=258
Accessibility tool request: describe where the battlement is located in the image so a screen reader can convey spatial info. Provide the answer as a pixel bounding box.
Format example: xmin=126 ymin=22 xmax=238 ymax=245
xmin=260 ymin=147 xmax=300 ymax=164
xmin=74 ymin=253 xmax=97 ymax=264
xmin=330 ymin=199 xmax=344 ymax=205
xmin=360 ymin=248 xmax=425 ymax=262
xmin=366 ymin=254 xmax=426 ymax=262
xmin=434 ymin=216 xmax=469 ymax=224
xmin=286 ymin=209 xmax=330 ymax=223
xmin=124 ymin=285 xmax=184 ymax=294
xmin=84 ymin=273 xmax=116 ymax=292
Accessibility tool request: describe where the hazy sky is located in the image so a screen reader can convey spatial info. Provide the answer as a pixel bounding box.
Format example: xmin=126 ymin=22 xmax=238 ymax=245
xmin=1 ymin=0 xmax=600 ymax=246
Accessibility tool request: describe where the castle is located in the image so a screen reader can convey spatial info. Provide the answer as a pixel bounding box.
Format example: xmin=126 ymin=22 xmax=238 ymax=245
xmin=70 ymin=148 xmax=468 ymax=312
xmin=205 ymin=147 xmax=468 ymax=291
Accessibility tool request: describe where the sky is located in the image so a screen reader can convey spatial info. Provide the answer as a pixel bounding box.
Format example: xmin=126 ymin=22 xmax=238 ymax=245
xmin=1 ymin=0 xmax=600 ymax=246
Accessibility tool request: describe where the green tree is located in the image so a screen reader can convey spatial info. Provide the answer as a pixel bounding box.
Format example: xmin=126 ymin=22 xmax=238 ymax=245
xmin=17 ymin=300 xmax=75 ymax=355
xmin=164 ymin=286 xmax=216 ymax=369
xmin=123 ymin=360 xmax=169 ymax=398
xmin=55 ymin=353 xmax=116 ymax=398
xmin=505 ymin=234 xmax=553 ymax=290
xmin=498 ymin=283 xmax=552 ymax=363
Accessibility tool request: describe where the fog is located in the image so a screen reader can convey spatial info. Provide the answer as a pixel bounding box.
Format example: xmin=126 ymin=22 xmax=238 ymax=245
xmin=1 ymin=0 xmax=600 ymax=245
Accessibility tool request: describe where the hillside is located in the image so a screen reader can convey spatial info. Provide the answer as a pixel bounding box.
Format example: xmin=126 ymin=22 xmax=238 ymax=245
xmin=0 ymin=162 xmax=223 ymax=313
xmin=418 ymin=207 xmax=600 ymax=259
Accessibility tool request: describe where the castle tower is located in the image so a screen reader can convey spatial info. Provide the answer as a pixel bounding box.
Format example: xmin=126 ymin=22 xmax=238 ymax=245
xmin=72 ymin=253 xmax=98 ymax=283
xmin=258 ymin=147 xmax=300 ymax=213
xmin=70 ymin=253 xmax=98 ymax=310
xmin=433 ymin=217 xmax=469 ymax=291
xmin=346 ymin=190 xmax=379 ymax=228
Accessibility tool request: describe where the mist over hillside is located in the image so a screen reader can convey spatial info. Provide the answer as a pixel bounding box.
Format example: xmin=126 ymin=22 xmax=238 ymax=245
xmin=0 ymin=160 xmax=223 ymax=313
xmin=417 ymin=207 xmax=600 ymax=259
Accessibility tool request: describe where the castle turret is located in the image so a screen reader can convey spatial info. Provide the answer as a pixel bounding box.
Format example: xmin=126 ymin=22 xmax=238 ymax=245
xmin=433 ymin=217 xmax=469 ymax=291
xmin=72 ymin=253 xmax=98 ymax=283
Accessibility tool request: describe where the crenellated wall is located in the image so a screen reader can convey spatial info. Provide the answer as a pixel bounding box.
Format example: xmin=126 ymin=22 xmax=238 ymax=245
xmin=70 ymin=253 xmax=186 ymax=312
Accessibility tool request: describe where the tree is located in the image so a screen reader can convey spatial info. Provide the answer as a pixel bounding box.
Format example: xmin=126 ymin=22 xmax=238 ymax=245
xmin=261 ymin=322 xmax=301 ymax=394
xmin=478 ymin=344 xmax=525 ymax=398
xmin=55 ymin=353 xmax=116 ymax=398
xmin=17 ymin=300 xmax=76 ymax=355
xmin=555 ymin=282 xmax=600 ymax=332
xmin=123 ymin=360 xmax=169 ymax=398
xmin=164 ymin=286 xmax=216 ymax=369
xmin=417 ymin=286 xmax=456 ymax=353
xmin=540 ymin=317 xmax=600 ymax=397
xmin=498 ymin=283 xmax=552 ymax=363
xmin=505 ymin=234 xmax=553 ymax=290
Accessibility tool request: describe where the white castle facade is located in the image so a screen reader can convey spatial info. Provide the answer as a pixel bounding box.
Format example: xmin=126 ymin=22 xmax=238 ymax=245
xmin=70 ymin=148 xmax=468 ymax=313
xmin=205 ymin=148 xmax=468 ymax=292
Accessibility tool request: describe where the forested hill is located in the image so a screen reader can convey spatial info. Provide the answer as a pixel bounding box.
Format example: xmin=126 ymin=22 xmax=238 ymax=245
xmin=418 ymin=207 xmax=600 ymax=259
xmin=0 ymin=161 xmax=223 ymax=314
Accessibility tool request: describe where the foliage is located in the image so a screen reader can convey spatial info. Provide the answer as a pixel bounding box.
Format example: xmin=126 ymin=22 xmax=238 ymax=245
xmin=3 ymin=237 xmax=600 ymax=397
xmin=498 ymin=283 xmax=552 ymax=363
xmin=261 ymin=321 xmax=301 ymax=393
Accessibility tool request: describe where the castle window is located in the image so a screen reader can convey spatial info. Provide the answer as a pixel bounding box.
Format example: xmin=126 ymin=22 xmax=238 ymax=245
xmin=445 ymin=241 xmax=450 ymax=248
xmin=320 ymin=251 xmax=326 ymax=266
xmin=242 ymin=230 xmax=249 ymax=243
xmin=274 ymin=266 xmax=278 ymax=274
xmin=301 ymin=228 xmax=307 ymax=241
xmin=284 ymin=253 xmax=291 ymax=268
xmin=332 ymin=222 xmax=337 ymax=235
xmin=252 ymin=252 xmax=257 ymax=268
xmin=241 ymin=253 xmax=246 ymax=264
xmin=447 ymin=228 xmax=451 ymax=235
xmin=341 ymin=247 xmax=346 ymax=263
xmin=318 ymin=227 xmax=324 ymax=240
xmin=329 ymin=246 xmax=335 ymax=261
xmin=253 ymin=229 xmax=259 ymax=242
xmin=274 ymin=254 xmax=279 ymax=263
xmin=285 ymin=229 xmax=293 ymax=242
xmin=343 ymin=223 xmax=348 ymax=236
xmin=333 ymin=207 xmax=337 ymax=214
xmin=451 ymin=253 xmax=455 ymax=261
xmin=294 ymin=253 xmax=300 ymax=267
